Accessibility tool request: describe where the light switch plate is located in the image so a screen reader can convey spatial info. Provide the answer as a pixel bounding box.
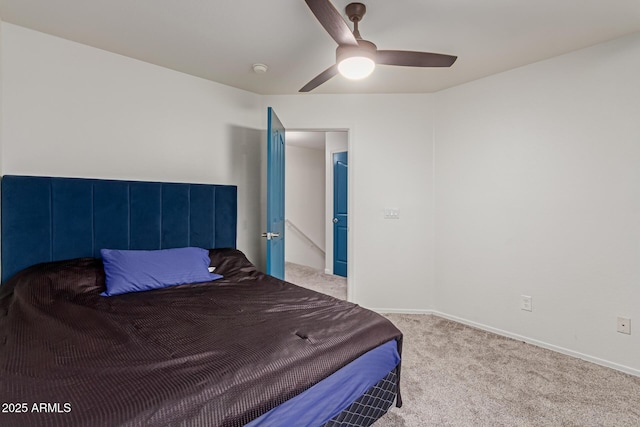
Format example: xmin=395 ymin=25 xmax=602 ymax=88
xmin=384 ymin=208 xmax=400 ymax=219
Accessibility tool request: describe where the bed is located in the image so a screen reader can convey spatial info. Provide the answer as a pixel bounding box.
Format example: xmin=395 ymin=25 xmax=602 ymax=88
xmin=0 ymin=175 xmax=402 ymax=427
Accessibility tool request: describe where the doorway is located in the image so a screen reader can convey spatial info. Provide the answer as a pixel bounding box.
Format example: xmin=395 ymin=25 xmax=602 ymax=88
xmin=283 ymin=130 xmax=349 ymax=280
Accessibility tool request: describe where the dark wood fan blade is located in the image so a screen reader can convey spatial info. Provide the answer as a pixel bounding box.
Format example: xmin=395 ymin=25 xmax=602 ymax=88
xmin=305 ymin=0 xmax=358 ymax=46
xmin=377 ymin=50 xmax=457 ymax=67
xmin=299 ymin=65 xmax=339 ymax=92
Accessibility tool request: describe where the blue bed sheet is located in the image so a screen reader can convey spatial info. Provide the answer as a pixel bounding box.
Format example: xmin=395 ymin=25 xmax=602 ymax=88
xmin=246 ymin=339 xmax=400 ymax=427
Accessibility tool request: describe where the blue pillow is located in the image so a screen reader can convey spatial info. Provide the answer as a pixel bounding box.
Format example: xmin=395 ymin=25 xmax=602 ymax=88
xmin=100 ymin=247 xmax=223 ymax=296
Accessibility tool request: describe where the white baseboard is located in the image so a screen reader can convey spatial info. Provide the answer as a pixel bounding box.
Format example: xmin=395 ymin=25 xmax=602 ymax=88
xmin=370 ymin=307 xmax=434 ymax=315
xmin=368 ymin=307 xmax=640 ymax=378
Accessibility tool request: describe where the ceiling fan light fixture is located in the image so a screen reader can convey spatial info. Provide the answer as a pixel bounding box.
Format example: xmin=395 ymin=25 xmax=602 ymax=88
xmin=338 ymin=56 xmax=375 ymax=80
xmin=299 ymin=1 xmax=457 ymax=92
xmin=336 ymin=41 xmax=377 ymax=80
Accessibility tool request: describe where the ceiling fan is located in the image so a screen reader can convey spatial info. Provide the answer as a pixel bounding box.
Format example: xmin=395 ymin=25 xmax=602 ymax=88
xmin=300 ymin=0 xmax=458 ymax=92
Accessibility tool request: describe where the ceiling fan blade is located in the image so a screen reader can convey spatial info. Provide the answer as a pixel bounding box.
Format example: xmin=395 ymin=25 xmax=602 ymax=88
xmin=299 ymin=65 xmax=339 ymax=92
xmin=305 ymin=0 xmax=358 ymax=47
xmin=377 ymin=50 xmax=457 ymax=67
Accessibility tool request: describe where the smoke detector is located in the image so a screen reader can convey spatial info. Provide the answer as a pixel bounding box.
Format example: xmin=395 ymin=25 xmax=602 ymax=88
xmin=252 ymin=63 xmax=268 ymax=74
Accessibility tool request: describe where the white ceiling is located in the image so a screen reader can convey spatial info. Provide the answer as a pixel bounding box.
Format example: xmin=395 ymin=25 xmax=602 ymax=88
xmin=287 ymin=131 xmax=326 ymax=150
xmin=1 ymin=0 xmax=639 ymax=95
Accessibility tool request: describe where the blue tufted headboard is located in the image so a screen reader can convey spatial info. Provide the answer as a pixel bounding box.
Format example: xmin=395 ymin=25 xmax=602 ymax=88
xmin=1 ymin=175 xmax=237 ymax=282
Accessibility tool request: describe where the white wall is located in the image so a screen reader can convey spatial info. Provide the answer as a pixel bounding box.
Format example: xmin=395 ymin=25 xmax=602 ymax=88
xmin=325 ymin=131 xmax=348 ymax=274
xmin=263 ymin=94 xmax=436 ymax=310
xmin=434 ymin=32 xmax=640 ymax=373
xmin=285 ymin=143 xmax=325 ymax=269
xmin=1 ymin=23 xmax=264 ymax=264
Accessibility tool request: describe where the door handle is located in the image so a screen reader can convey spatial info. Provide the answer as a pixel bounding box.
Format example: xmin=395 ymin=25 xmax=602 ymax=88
xmin=261 ymin=232 xmax=280 ymax=240
xmin=333 ymin=218 xmax=338 ymax=223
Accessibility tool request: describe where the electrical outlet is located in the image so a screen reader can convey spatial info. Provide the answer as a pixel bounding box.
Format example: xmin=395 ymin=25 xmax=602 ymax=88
xmin=617 ymin=317 xmax=631 ymax=334
xmin=520 ymin=295 xmax=532 ymax=312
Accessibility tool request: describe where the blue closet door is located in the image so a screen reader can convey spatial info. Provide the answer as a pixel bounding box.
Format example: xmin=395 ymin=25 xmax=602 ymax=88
xmin=333 ymin=151 xmax=348 ymax=277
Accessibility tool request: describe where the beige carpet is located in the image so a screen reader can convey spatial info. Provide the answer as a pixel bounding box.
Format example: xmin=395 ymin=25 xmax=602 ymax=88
xmin=285 ymin=262 xmax=347 ymax=300
xmin=285 ymin=262 xmax=640 ymax=427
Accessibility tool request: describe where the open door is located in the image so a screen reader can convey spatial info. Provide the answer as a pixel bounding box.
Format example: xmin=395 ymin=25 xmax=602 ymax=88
xmin=263 ymin=107 xmax=286 ymax=279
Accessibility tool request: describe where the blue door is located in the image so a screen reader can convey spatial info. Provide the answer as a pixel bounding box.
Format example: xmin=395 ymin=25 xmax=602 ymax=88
xmin=333 ymin=151 xmax=348 ymax=277
xmin=265 ymin=107 xmax=285 ymax=279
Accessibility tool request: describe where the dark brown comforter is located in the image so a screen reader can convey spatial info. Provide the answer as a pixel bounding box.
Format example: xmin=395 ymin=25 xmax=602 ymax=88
xmin=0 ymin=248 xmax=402 ymax=426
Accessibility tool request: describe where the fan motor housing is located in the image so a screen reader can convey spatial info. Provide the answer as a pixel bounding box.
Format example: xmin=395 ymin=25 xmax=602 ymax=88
xmin=336 ymin=39 xmax=377 ymax=63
